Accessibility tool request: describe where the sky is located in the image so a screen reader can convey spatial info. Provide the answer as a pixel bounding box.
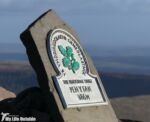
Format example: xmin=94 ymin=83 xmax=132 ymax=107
xmin=0 ymin=0 xmax=150 ymax=47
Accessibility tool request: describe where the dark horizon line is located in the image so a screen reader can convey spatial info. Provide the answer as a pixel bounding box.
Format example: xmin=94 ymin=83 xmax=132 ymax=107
xmin=0 ymin=42 xmax=150 ymax=48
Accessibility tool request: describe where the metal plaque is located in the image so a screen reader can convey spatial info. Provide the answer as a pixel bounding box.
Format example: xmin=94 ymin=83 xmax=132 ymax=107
xmin=47 ymin=29 xmax=107 ymax=108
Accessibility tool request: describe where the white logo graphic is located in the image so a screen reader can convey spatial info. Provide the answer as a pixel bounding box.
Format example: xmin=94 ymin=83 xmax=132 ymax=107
xmin=1 ymin=112 xmax=36 ymax=122
xmin=1 ymin=112 xmax=10 ymax=122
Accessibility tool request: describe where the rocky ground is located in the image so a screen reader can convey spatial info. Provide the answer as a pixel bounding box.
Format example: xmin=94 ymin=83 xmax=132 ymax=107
xmin=0 ymin=87 xmax=149 ymax=122
xmin=0 ymin=87 xmax=16 ymax=101
xmin=0 ymin=62 xmax=149 ymax=122
xmin=111 ymin=96 xmax=150 ymax=122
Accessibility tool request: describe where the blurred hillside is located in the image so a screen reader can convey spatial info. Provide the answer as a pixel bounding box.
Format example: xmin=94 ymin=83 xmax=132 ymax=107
xmin=0 ymin=61 xmax=150 ymax=99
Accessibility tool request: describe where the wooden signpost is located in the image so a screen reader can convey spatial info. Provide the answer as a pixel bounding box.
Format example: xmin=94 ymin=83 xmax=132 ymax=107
xmin=20 ymin=10 xmax=118 ymax=122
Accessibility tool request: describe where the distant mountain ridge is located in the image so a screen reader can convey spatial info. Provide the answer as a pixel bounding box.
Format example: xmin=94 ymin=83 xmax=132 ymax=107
xmin=0 ymin=61 xmax=150 ymax=98
xmin=0 ymin=43 xmax=150 ymax=75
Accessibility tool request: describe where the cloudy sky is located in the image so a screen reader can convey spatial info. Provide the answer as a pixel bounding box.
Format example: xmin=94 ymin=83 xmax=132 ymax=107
xmin=0 ymin=0 xmax=150 ymax=47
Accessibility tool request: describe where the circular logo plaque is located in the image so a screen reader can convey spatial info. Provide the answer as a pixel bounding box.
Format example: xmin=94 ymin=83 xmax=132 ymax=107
xmin=47 ymin=29 xmax=107 ymax=108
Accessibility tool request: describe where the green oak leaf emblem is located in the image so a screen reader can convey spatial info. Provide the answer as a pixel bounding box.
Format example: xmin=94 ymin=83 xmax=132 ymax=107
xmin=58 ymin=45 xmax=80 ymax=73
